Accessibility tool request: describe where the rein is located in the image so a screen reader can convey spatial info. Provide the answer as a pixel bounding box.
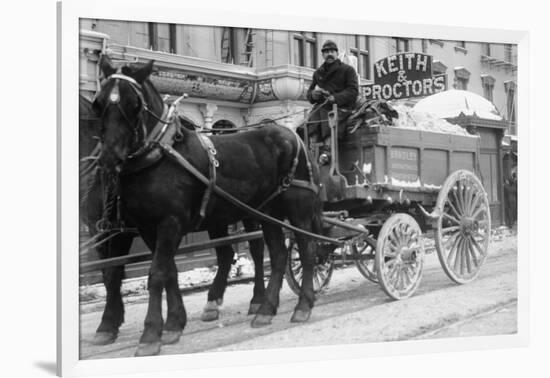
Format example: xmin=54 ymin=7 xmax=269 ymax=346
xmin=93 ymin=73 xmax=373 ymax=249
xmin=159 ymin=143 xmax=346 ymax=246
xmin=196 ymin=99 xmax=331 ymax=134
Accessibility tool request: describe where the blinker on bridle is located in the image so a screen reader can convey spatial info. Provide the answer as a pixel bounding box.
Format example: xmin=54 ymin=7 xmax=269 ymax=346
xmin=99 ymin=72 xmax=149 ymax=154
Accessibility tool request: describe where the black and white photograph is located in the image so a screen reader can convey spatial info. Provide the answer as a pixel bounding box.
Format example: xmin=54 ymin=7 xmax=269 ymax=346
xmin=42 ymin=0 xmax=546 ymax=376
xmin=76 ymin=17 xmax=519 ymax=360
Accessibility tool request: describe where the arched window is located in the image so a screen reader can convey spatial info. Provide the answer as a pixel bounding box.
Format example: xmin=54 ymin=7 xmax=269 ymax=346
xmin=212 ymin=119 xmax=237 ymax=134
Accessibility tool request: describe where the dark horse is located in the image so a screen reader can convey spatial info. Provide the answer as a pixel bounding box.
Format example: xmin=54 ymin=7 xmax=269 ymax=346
xmin=79 ymin=94 xmax=266 ymax=346
xmin=92 ymin=56 xmax=323 ymax=356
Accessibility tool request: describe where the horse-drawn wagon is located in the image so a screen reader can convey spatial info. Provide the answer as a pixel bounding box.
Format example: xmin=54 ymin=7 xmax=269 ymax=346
xmin=286 ymin=103 xmax=491 ymax=300
xmin=80 ymin=58 xmax=491 ymax=356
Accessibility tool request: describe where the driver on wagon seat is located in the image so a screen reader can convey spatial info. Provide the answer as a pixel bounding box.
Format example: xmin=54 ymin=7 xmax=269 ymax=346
xmin=306 ymin=40 xmax=359 ymax=147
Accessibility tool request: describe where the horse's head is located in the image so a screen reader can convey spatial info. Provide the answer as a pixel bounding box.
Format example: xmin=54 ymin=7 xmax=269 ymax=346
xmin=93 ymin=55 xmax=155 ymax=173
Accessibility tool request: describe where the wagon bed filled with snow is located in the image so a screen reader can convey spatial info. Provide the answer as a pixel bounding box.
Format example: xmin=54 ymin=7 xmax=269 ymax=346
xmin=287 ymin=103 xmax=492 ymax=301
xmin=335 ymin=123 xmax=481 ymax=206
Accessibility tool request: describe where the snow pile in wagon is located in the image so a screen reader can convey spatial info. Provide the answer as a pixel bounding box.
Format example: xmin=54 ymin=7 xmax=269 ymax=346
xmin=390 ymin=89 xmax=503 ymax=136
xmin=413 ymin=89 xmax=504 ymax=121
xmin=391 ymin=104 xmax=473 ymax=136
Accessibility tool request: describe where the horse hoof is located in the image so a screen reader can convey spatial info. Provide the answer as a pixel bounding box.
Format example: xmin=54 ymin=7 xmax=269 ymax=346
xmin=251 ymin=314 xmax=273 ymax=328
xmin=200 ymin=310 xmax=219 ymax=322
xmin=161 ymin=330 xmax=182 ymax=345
xmin=248 ymin=303 xmax=261 ymax=315
xmin=290 ymin=309 xmax=311 ymax=323
xmin=135 ymin=341 xmax=162 ymax=357
xmin=91 ymin=331 xmax=117 ymax=345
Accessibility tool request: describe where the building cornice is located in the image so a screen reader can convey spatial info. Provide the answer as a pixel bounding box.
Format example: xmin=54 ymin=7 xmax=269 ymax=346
xmin=106 ymin=44 xmax=314 ymax=104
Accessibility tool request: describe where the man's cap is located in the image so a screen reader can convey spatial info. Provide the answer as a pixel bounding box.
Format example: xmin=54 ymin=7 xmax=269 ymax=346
xmin=321 ymin=40 xmax=338 ymax=52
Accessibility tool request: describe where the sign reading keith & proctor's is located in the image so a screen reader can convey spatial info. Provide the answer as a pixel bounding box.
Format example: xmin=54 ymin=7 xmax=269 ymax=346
xmin=362 ymin=53 xmax=447 ymax=101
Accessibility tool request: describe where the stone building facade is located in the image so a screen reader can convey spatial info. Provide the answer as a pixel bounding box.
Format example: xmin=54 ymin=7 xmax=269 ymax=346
xmin=79 ymin=19 xmax=517 ymax=136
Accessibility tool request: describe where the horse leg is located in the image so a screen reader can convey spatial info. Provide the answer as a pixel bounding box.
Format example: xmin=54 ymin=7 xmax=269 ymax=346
xmin=289 ymin=230 xmax=315 ymax=323
xmin=160 ymin=254 xmax=187 ymax=345
xmin=201 ymin=224 xmax=235 ymax=322
xmin=92 ymin=233 xmax=134 ymax=345
xmin=136 ymin=217 xmax=184 ymax=357
xmin=243 ymin=218 xmax=265 ymax=315
xmin=135 ymin=231 xmax=185 ymax=346
xmin=287 ymin=193 xmax=322 ymax=323
xmin=251 ymin=221 xmax=287 ymax=328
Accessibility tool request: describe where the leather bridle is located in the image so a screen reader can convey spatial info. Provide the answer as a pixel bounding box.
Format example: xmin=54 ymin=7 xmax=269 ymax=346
xmin=97 ymin=73 xmax=169 ymax=156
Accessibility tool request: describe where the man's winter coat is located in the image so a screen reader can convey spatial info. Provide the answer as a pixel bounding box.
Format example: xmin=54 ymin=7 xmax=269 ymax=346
xmin=306 ymin=59 xmax=359 ymax=109
xmin=305 ymin=59 xmax=359 ymax=140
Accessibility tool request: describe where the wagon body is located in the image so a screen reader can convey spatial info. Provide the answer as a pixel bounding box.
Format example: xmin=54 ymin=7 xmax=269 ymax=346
xmin=289 ymin=112 xmax=492 ymax=299
xmin=320 ymin=124 xmax=482 ymax=208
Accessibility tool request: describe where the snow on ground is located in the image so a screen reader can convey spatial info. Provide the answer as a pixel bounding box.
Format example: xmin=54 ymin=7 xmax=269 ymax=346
xmin=79 ymin=227 xmax=517 ymax=303
xmin=79 ymin=255 xmax=256 ymax=302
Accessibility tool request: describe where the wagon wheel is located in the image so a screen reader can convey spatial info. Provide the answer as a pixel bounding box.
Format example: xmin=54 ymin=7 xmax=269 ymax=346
xmin=434 ymin=170 xmax=491 ymax=284
xmin=353 ymin=236 xmax=378 ymax=283
xmin=375 ymin=213 xmax=424 ymax=300
xmin=284 ymin=238 xmax=334 ymax=296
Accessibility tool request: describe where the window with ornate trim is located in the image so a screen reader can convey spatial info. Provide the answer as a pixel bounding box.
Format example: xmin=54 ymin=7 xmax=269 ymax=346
xmin=481 ymin=74 xmax=495 ymax=102
xmin=350 ymin=35 xmax=370 ymax=79
xmin=148 ymin=23 xmax=177 ymax=53
xmin=292 ymin=32 xmax=317 ymax=68
xmin=505 ymin=80 xmax=517 ymax=127
xmin=432 ymin=60 xmax=448 ymax=89
xmin=455 ymin=78 xmax=468 ymax=90
xmin=432 ymin=60 xmax=448 ymax=75
xmin=454 ymin=67 xmax=470 ymax=90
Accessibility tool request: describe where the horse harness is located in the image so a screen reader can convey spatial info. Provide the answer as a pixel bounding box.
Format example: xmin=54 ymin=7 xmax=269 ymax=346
xmin=345 ymin=99 xmax=392 ymax=135
xmin=100 ymin=72 xmax=319 ymax=230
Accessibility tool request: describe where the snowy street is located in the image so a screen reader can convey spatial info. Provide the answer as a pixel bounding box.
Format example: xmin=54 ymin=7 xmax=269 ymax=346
xmin=79 ymin=230 xmax=517 ymax=359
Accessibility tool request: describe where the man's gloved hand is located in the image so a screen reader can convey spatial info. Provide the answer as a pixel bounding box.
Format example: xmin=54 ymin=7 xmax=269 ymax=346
xmin=326 ymin=95 xmax=336 ymax=103
xmin=311 ymin=89 xmax=324 ymax=101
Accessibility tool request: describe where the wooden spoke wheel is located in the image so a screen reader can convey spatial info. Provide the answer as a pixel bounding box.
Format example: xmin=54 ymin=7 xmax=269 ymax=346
xmin=435 ymin=170 xmax=491 ymax=284
xmin=285 ymin=238 xmax=334 ymax=296
xmin=353 ymin=236 xmax=378 ymax=283
xmin=375 ymin=213 xmax=424 ymax=300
